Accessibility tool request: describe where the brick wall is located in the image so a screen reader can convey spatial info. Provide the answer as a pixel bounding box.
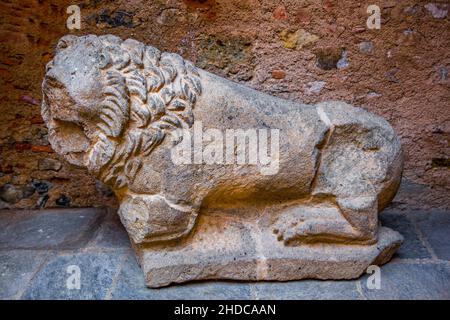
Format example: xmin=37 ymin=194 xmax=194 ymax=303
xmin=0 ymin=0 xmax=449 ymax=210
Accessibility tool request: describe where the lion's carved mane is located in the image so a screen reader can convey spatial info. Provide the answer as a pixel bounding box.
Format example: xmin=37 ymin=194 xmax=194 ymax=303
xmin=86 ymin=35 xmax=202 ymax=190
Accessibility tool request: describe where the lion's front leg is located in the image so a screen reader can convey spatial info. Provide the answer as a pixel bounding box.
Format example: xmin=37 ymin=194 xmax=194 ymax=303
xmin=118 ymin=193 xmax=198 ymax=244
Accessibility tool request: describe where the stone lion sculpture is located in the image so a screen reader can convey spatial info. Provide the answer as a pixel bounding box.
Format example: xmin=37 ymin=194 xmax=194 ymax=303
xmin=42 ymin=34 xmax=403 ymax=287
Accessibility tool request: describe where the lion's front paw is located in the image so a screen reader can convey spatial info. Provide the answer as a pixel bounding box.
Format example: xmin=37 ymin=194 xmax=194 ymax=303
xmin=118 ymin=194 xmax=198 ymax=244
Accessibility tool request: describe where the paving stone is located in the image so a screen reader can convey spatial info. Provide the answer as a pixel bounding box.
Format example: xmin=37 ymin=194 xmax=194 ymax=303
xmin=380 ymin=210 xmax=431 ymax=259
xmin=0 ymin=208 xmax=106 ymax=249
xmin=2 ymin=208 xmax=449 ymax=300
xmin=0 ymin=250 xmax=48 ymax=299
xmin=111 ymin=254 xmax=252 ymax=300
xmin=89 ymin=209 xmax=131 ymax=249
xmin=360 ymin=262 xmax=450 ymax=300
xmin=249 ymin=280 xmax=362 ymax=300
xmin=411 ymin=210 xmax=450 ymax=260
xmin=0 ymin=211 xmax=19 ymax=230
xmin=21 ymin=251 xmax=125 ymax=299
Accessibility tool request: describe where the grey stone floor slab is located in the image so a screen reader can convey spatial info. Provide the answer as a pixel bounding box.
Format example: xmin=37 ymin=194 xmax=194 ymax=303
xmin=380 ymin=209 xmax=431 ymax=259
xmin=21 ymin=250 xmax=127 ymax=300
xmin=0 ymin=250 xmax=48 ymax=299
xmin=87 ymin=209 xmax=131 ymax=249
xmin=249 ymin=280 xmax=362 ymax=300
xmin=1 ymin=208 xmax=450 ymax=300
xmin=111 ymin=253 xmax=252 ymax=300
xmin=360 ymin=262 xmax=450 ymax=300
xmin=0 ymin=208 xmax=106 ymax=250
xmin=410 ymin=210 xmax=450 ymax=260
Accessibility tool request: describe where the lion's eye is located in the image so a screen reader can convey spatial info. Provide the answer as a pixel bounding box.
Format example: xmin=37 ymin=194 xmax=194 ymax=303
xmin=99 ymin=52 xmax=111 ymax=69
xmin=56 ymin=35 xmax=77 ymax=52
xmin=56 ymin=39 xmax=69 ymax=51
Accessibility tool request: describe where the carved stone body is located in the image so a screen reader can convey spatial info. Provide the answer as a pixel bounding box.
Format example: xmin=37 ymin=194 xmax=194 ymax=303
xmin=42 ymin=35 xmax=403 ymax=287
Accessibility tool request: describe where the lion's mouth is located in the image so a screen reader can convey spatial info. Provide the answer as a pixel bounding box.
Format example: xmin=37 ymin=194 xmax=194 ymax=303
xmin=42 ymin=76 xmax=93 ymax=167
xmin=48 ymin=119 xmax=91 ymax=167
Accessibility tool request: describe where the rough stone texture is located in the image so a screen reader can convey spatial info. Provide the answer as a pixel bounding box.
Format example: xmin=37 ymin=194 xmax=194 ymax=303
xmin=137 ymin=223 xmax=401 ymax=287
xmin=41 ymin=34 xmax=404 ymax=286
xmin=0 ymin=0 xmax=448 ymax=211
xmin=38 ymin=158 xmax=62 ymax=171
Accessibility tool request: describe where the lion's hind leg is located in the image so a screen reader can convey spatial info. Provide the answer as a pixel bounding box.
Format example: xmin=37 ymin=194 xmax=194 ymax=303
xmin=118 ymin=194 xmax=198 ymax=244
xmin=272 ymin=101 xmax=400 ymax=246
xmin=271 ymin=197 xmax=377 ymax=245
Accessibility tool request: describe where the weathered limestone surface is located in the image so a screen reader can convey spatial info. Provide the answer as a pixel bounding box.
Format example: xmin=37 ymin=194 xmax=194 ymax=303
xmin=42 ymin=35 xmax=403 ymax=287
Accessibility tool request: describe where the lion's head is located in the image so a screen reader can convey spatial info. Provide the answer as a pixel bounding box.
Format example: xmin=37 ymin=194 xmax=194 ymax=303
xmin=42 ymin=34 xmax=202 ymax=191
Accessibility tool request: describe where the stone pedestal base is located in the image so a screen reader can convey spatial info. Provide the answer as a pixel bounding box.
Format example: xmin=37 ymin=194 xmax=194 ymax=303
xmin=133 ymin=212 xmax=403 ymax=288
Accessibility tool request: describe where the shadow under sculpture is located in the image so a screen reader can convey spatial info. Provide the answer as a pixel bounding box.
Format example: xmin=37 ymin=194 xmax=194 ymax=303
xmin=42 ymin=34 xmax=403 ymax=288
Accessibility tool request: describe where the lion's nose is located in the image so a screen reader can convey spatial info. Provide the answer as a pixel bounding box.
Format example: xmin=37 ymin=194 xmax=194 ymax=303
xmin=43 ymin=70 xmax=63 ymax=90
xmin=45 ymin=60 xmax=54 ymax=73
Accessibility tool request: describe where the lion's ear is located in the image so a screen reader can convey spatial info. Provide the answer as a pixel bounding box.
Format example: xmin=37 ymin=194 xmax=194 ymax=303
xmin=98 ymin=50 xmax=112 ymax=69
xmin=56 ymin=35 xmax=78 ymax=52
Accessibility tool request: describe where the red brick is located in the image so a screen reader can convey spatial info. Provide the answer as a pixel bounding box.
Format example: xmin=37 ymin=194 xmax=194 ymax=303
xmin=295 ymin=9 xmax=310 ymax=25
xmin=15 ymin=143 xmax=32 ymax=152
xmin=323 ymin=0 xmax=334 ymax=12
xmin=273 ymin=5 xmax=288 ymax=21
xmin=31 ymin=145 xmax=54 ymax=153
xmin=271 ymin=70 xmax=286 ymax=79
